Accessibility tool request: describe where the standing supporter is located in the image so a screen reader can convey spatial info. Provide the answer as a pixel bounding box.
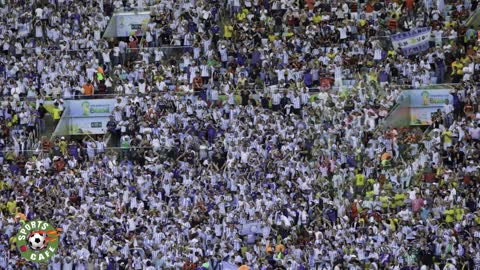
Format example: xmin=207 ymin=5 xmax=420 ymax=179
xmin=0 ymin=0 xmax=478 ymax=269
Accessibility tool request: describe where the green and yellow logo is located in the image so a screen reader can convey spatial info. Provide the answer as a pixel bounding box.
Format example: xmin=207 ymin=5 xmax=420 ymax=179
xmin=81 ymin=101 xmax=110 ymax=116
xmin=82 ymin=101 xmax=90 ymax=116
xmin=16 ymin=220 xmax=62 ymax=262
xmin=91 ymin=106 xmax=110 ymax=113
xmin=421 ymin=90 xmax=429 ymax=105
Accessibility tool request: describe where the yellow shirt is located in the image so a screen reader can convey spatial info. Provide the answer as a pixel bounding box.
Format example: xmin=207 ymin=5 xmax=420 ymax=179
xmin=388 ymin=218 xmax=398 ymax=231
xmin=442 ymin=130 xmax=452 ymax=144
xmin=312 ymin=15 xmax=322 ymax=23
xmin=383 ymin=182 xmax=393 ymax=191
xmin=369 ymin=72 xmax=377 ymax=83
xmin=475 ymin=215 xmax=480 ymax=225
xmin=454 ymin=208 xmax=464 ymax=221
xmin=5 ymin=151 xmax=14 ymax=161
xmin=445 ymin=21 xmax=457 ymax=28
xmin=436 ymin=167 xmax=444 ymax=177
xmin=59 ymin=141 xmax=68 ymax=155
xmin=379 ymin=196 xmax=389 ymax=208
xmin=224 ymin=25 xmax=233 ymax=38
xmin=9 ymin=236 xmax=16 ymax=251
xmin=237 ymin=11 xmax=247 ymax=21
xmin=355 ymin=174 xmax=365 ymax=186
xmin=8 ymin=114 xmax=18 ymax=127
xmin=7 ymin=200 xmax=16 ymax=214
xmin=394 ymin=193 xmax=406 ymax=207
xmin=451 ymin=61 xmax=464 ymax=75
xmin=237 ymin=77 xmax=247 ymax=85
xmin=366 ymin=190 xmax=374 ymax=200
xmin=52 ymin=108 xmax=61 ymax=120
xmin=339 ymin=89 xmax=349 ymax=99
xmin=46 ymin=106 xmax=62 ymax=120
xmin=445 ymin=209 xmax=454 ymax=223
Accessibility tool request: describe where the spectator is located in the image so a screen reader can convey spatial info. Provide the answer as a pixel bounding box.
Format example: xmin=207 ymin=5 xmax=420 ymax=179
xmin=82 ymin=81 xmax=95 ymax=98
xmin=0 ymin=0 xmax=479 ymax=269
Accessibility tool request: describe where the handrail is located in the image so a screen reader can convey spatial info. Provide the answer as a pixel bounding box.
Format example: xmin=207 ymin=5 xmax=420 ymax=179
xmin=0 ymin=83 xmax=463 ymax=103
xmin=21 ymin=45 xmax=192 ymax=53
xmin=1 ymin=146 xmax=155 ymax=155
xmin=381 ymin=102 xmax=401 ymax=124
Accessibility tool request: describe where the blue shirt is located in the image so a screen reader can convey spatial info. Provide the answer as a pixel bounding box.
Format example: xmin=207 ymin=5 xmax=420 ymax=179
xmin=451 ymin=93 xmax=460 ymax=108
xmin=9 ymin=164 xmax=19 ymax=175
xmin=211 ymin=25 xmax=220 ymax=34
xmin=346 ymin=155 xmax=356 ymax=167
xmin=207 ymin=126 xmax=216 ymax=138
xmin=236 ymin=53 xmax=245 ymax=66
xmin=304 ymin=73 xmax=312 ymax=87
xmin=251 ymin=51 xmax=261 ymax=66
xmin=188 ymin=21 xmax=196 ymax=33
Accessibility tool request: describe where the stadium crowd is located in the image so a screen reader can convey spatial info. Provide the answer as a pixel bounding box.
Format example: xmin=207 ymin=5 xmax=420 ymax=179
xmin=0 ymin=0 xmax=480 ymax=269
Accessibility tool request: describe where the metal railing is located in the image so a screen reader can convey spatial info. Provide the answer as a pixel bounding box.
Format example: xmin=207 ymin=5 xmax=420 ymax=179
xmin=28 ymin=45 xmax=192 ymax=53
xmin=0 ymin=83 xmax=466 ymax=157
xmin=0 ymin=145 xmax=155 ymax=159
xmin=0 ymin=82 xmax=464 ymax=103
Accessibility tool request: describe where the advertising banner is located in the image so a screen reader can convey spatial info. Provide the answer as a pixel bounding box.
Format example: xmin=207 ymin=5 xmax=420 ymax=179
xmin=66 ymin=99 xmax=117 ymax=117
xmin=406 ymin=89 xmax=453 ymax=125
xmin=53 ymin=116 xmax=110 ymax=136
xmin=391 ymin=27 xmax=432 ymax=56
xmin=67 ymin=117 xmax=110 ymax=135
xmin=410 ymin=107 xmax=439 ymax=125
xmin=53 ymin=99 xmax=116 ymax=136
xmin=406 ymin=89 xmax=452 ymax=108
xmin=383 ymin=88 xmax=454 ymax=127
xmin=116 ymin=13 xmax=150 ymax=37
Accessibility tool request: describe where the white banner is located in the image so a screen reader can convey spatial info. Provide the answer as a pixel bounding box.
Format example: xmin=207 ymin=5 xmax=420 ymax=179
xmin=391 ymin=27 xmax=432 ymax=56
xmin=53 ymin=116 xmax=111 ymax=136
xmin=53 ymin=99 xmax=117 ymax=136
xmin=116 ymin=13 xmax=150 ymax=37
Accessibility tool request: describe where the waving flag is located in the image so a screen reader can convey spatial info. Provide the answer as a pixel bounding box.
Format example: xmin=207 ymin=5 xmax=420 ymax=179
xmin=391 ymin=27 xmax=432 ymax=56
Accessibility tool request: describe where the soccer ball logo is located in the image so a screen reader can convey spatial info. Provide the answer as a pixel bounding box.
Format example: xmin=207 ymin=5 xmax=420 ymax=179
xmin=16 ymin=220 xmax=61 ymax=262
xmin=28 ymin=232 xmax=46 ymax=250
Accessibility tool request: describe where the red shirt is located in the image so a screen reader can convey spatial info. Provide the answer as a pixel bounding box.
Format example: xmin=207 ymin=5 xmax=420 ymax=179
xmin=193 ymin=76 xmax=203 ymax=91
xmin=412 ymin=198 xmax=424 ymax=213
xmin=406 ymin=0 xmax=414 ymax=10
xmin=306 ymin=0 xmax=315 ymax=10
xmin=128 ymin=40 xmax=138 ymax=51
xmin=365 ymin=3 xmax=374 ymax=13
xmin=320 ymin=77 xmax=334 ymax=90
